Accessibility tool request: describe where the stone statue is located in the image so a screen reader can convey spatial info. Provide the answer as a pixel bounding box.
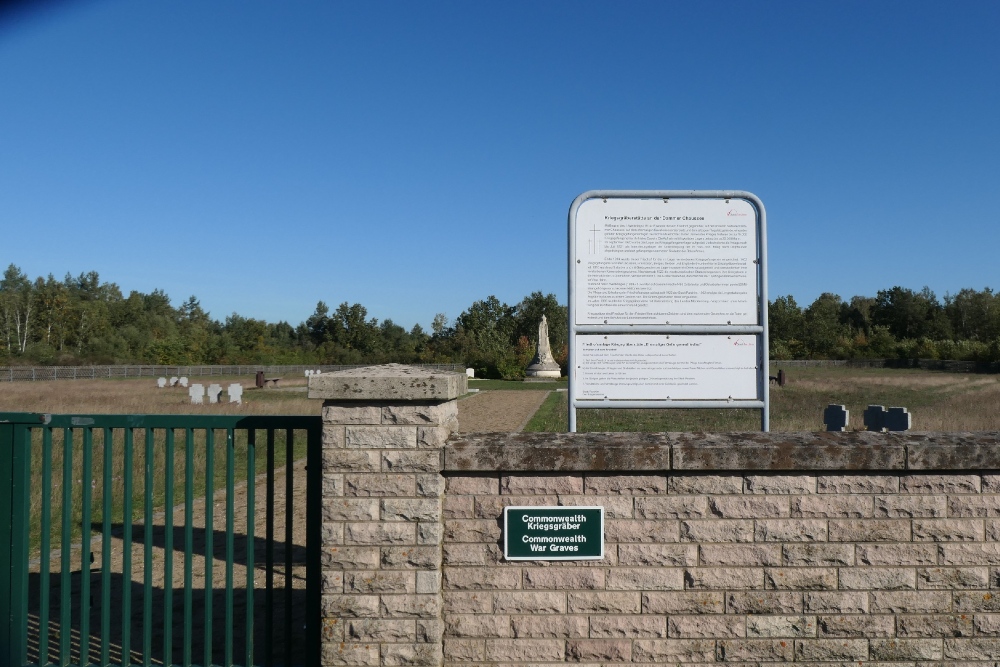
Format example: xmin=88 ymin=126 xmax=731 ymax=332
xmin=525 ymin=315 xmax=561 ymax=378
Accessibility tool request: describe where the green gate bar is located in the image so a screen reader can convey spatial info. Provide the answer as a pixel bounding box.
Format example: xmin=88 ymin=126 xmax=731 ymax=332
xmin=0 ymin=412 xmax=322 ymax=667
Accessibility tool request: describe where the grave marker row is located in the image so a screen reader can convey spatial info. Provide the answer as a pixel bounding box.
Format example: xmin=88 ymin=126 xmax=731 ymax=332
xmin=188 ymin=383 xmax=243 ymax=405
xmin=157 ymin=376 xmax=189 ymax=388
xmin=823 ymin=403 xmax=911 ymax=432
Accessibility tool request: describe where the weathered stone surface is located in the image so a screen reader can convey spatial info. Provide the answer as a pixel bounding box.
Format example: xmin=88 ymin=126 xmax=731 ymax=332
xmin=564 ymin=638 xmax=632 ymax=662
xmin=746 ymin=615 xmax=816 ymax=638
xmin=908 ymin=434 xmax=1000 ymax=469
xmin=898 ymin=613 xmax=974 ymax=637
xmin=817 ymin=614 xmax=895 ymax=637
xmin=869 ymin=590 xmax=952 ymax=614
xmin=765 ymin=567 xmax=837 ymax=591
xmin=567 ymin=591 xmax=641 ymax=614
xmin=323 ymin=404 xmax=383 ymax=425
xmin=589 ymin=615 xmax=667 ymax=638
xmin=869 ymin=637 xmax=943 ymax=660
xmin=718 ymin=638 xmax=795 ymax=661
xmin=631 ymin=639 xmax=715 ymax=663
xmin=684 ymin=567 xmax=763 ymax=590
xmin=727 ymin=591 xmax=802 ymax=614
xmin=668 ymin=615 xmax=744 ymax=638
xmin=803 ymin=591 xmax=868 ymax=614
xmin=443 ymin=432 xmax=1000 ymax=472
xmin=643 ymin=591 xmax=724 ymax=614
xmin=782 ymin=543 xmax=854 ymax=567
xmin=309 ymin=364 xmax=467 ymax=400
xmin=916 ymin=566 xmax=989 ymax=589
xmin=619 ymin=544 xmax=698 ymax=566
xmin=635 ymin=495 xmax=708 ymax=519
xmin=382 ymin=401 xmax=457 ymax=426
xmin=522 ymin=568 xmax=605 ymax=590
xmin=511 ymin=614 xmax=588 ymax=638
xmin=381 ymin=642 xmax=442 ymax=667
xmin=447 ymin=433 xmax=671 ymax=472
xmin=680 ymin=519 xmax=754 ymax=543
xmin=444 ymin=614 xmax=513 ymax=638
xmin=672 ymin=432 xmax=905 ymax=470
xmin=856 ymin=543 xmax=937 ymax=566
xmin=793 ymin=638 xmax=868 ymax=661
xmin=606 ymin=568 xmax=684 ymax=591
xmin=745 ymin=475 xmax=816 ymax=494
xmin=500 ymin=474 xmax=583 ymax=495
xmin=346 ymin=425 xmax=417 ymax=449
xmin=838 ymin=567 xmax=915 ymax=590
xmin=700 ymin=544 xmax=781 ymax=567
xmin=792 ymin=494 xmax=872 ymax=517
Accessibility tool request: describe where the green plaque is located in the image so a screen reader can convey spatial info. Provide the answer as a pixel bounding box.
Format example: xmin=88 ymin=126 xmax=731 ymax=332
xmin=504 ymin=506 xmax=604 ymax=560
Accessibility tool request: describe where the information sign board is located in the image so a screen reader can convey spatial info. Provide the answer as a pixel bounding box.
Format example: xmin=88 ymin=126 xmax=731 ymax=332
xmin=503 ymin=506 xmax=604 ymax=561
xmin=576 ymin=334 xmax=758 ymax=401
xmin=567 ymin=190 xmax=769 ymax=431
xmin=574 ymin=197 xmax=759 ymax=326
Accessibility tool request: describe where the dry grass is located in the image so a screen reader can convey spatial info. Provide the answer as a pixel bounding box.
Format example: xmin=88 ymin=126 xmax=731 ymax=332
xmin=0 ymin=375 xmax=317 ymax=415
xmin=527 ymin=366 xmax=1000 ymax=432
xmin=770 ymin=365 xmax=1000 ymax=431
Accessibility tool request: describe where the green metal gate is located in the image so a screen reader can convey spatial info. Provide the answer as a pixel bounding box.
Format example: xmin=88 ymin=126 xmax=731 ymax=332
xmin=0 ymin=413 xmax=322 ymax=667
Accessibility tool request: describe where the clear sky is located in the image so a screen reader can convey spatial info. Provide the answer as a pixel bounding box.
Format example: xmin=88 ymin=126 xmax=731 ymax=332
xmin=2 ymin=0 xmax=998 ymax=331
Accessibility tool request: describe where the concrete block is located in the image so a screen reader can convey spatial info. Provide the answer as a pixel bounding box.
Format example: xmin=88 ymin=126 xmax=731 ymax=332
xmin=309 ymin=365 xmax=467 ymax=400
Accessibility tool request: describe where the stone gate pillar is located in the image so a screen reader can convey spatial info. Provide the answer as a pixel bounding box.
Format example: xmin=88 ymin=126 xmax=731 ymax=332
xmin=308 ymin=364 xmax=465 ymax=667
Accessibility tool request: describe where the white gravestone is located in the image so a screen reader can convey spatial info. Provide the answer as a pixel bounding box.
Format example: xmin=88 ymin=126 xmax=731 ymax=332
xmin=189 ymin=384 xmax=205 ymax=405
xmin=169 ymin=376 xmax=179 ymax=386
xmin=179 ymin=377 xmax=189 ymax=387
xmin=157 ymin=377 xmax=167 ymax=388
xmin=207 ymin=384 xmax=222 ymax=404
xmin=228 ymin=384 xmax=243 ymax=405
xmin=466 ymin=368 xmax=474 ymax=378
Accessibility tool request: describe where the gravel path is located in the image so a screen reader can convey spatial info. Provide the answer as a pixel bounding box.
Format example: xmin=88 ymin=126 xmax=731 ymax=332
xmin=456 ymin=390 xmax=551 ymax=432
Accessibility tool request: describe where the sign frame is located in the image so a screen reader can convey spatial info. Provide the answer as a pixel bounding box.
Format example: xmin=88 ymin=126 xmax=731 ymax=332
xmin=568 ymin=190 xmax=769 ymax=432
xmin=503 ymin=506 xmax=605 ymax=561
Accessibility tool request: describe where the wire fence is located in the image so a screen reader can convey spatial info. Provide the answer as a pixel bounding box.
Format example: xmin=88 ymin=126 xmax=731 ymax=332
xmin=0 ymin=363 xmax=467 ymax=383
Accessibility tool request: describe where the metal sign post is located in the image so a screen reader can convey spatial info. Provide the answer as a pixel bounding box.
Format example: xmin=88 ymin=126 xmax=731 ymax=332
xmin=568 ymin=190 xmax=769 ymax=432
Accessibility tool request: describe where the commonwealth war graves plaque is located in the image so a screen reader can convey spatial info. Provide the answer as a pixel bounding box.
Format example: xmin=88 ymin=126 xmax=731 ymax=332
xmin=504 ymin=507 xmax=604 ymax=561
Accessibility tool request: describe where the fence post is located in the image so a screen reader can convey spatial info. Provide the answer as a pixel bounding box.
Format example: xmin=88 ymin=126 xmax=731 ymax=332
xmin=308 ymin=364 xmax=465 ymax=667
xmin=0 ymin=419 xmax=30 ymax=667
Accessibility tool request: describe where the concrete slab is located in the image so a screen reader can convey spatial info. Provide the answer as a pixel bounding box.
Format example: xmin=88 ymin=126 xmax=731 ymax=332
xmin=308 ymin=363 xmax=468 ymax=401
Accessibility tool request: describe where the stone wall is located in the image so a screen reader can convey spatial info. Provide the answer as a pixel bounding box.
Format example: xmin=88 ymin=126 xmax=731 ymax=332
xmin=311 ymin=366 xmax=1000 ymax=666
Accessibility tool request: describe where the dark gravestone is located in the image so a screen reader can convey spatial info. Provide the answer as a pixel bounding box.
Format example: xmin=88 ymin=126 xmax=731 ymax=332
xmin=885 ymin=407 xmax=911 ymax=432
xmin=823 ymin=404 xmax=849 ymax=432
xmin=777 ymin=369 xmax=786 ymax=387
xmin=864 ymin=405 xmax=887 ymax=432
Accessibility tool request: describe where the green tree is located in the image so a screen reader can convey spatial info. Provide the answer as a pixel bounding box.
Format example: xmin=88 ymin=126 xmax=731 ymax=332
xmin=803 ymin=293 xmax=848 ymax=358
xmin=0 ymin=264 xmax=34 ymax=354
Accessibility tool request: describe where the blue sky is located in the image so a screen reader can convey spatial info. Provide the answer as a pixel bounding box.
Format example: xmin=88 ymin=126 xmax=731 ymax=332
xmin=2 ymin=0 xmax=998 ymax=331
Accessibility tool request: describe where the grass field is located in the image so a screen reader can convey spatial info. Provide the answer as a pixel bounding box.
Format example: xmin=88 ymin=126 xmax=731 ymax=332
xmin=0 ymin=375 xmax=316 ymax=415
xmin=524 ymin=365 xmax=1000 ymax=432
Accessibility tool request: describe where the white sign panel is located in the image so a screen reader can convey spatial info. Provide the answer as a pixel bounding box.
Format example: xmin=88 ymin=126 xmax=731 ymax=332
xmin=575 ymin=334 xmax=759 ymax=401
xmin=574 ymin=197 xmax=759 ymax=325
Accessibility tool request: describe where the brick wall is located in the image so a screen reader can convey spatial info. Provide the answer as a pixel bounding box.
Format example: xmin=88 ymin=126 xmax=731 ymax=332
xmin=310 ymin=366 xmax=1000 ymax=666
xmin=442 ymin=471 xmax=1000 ymax=665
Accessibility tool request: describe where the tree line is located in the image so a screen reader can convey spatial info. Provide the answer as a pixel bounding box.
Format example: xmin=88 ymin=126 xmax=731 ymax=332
xmin=0 ymin=264 xmax=566 ymax=377
xmin=770 ymin=287 xmax=1000 ymax=361
xmin=2 ymin=264 xmax=998 ymax=375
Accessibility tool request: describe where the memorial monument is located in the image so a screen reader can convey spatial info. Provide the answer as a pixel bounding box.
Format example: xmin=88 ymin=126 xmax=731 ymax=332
xmin=525 ymin=314 xmax=561 ymax=378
